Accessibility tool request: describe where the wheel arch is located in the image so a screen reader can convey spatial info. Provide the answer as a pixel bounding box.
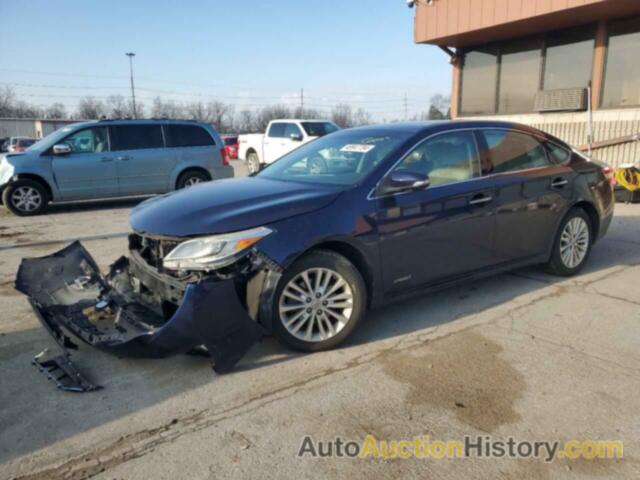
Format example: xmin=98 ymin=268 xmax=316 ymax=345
xmin=12 ymin=174 xmax=53 ymax=199
xmin=571 ymin=200 xmax=600 ymax=241
xmin=306 ymin=240 xmax=374 ymax=309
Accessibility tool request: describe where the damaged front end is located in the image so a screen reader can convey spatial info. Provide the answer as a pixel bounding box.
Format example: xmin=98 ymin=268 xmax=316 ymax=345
xmin=15 ymin=237 xmax=281 ymax=392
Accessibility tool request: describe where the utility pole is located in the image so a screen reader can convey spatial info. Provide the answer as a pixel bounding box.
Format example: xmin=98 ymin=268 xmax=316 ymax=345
xmin=300 ymin=88 xmax=304 ymax=117
xmin=404 ymin=93 xmax=408 ymax=121
xmin=125 ymin=52 xmax=137 ymax=118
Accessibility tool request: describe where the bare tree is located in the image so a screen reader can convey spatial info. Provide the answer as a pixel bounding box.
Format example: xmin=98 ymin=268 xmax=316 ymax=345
xmin=186 ymin=101 xmax=207 ymax=121
xmin=256 ymin=104 xmax=291 ymax=131
xmin=44 ymin=103 xmax=68 ymax=119
xmin=428 ymin=94 xmax=451 ymax=119
xmin=352 ymin=107 xmax=372 ymax=127
xmin=0 ymin=86 xmax=16 ymax=117
xmin=150 ymin=96 xmax=183 ymax=119
xmin=106 ymin=95 xmax=130 ymax=118
xmin=76 ymin=97 xmax=106 ymax=119
xmin=206 ymin=101 xmax=234 ymax=131
xmin=331 ymin=104 xmax=353 ymax=128
xmin=235 ymin=109 xmax=256 ymax=133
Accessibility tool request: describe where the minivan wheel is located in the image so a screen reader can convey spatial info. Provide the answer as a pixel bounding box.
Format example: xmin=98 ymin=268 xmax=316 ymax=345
xmin=273 ymin=250 xmax=367 ymax=352
xmin=545 ymin=208 xmax=592 ymax=276
xmin=177 ymin=170 xmax=209 ymax=189
xmin=2 ymin=179 xmax=49 ymax=216
xmin=246 ymin=153 xmax=260 ymax=174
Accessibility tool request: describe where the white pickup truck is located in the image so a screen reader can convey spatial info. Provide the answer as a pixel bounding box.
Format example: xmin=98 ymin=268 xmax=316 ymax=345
xmin=238 ymin=119 xmax=339 ymax=173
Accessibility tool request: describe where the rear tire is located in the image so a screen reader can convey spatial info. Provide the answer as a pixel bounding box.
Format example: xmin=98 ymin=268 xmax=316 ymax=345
xmin=176 ymin=170 xmax=209 ymax=189
xmin=2 ymin=179 xmax=49 ymax=216
xmin=545 ymin=208 xmax=592 ymax=276
xmin=246 ymin=153 xmax=261 ymax=174
xmin=273 ymin=250 xmax=367 ymax=352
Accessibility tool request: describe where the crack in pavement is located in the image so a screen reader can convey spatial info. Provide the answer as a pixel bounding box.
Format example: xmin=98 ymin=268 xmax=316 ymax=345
xmin=12 ymin=260 xmax=639 ymax=479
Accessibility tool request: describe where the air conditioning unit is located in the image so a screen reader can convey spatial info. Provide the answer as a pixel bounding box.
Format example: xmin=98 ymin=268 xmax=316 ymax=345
xmin=534 ymin=88 xmax=588 ymax=112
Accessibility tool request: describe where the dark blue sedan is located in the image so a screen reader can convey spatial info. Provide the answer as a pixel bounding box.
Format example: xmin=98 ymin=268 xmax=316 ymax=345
xmin=16 ymin=121 xmax=615 ymax=389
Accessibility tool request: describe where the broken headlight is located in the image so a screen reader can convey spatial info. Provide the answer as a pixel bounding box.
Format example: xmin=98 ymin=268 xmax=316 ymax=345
xmin=162 ymin=226 xmax=272 ymax=271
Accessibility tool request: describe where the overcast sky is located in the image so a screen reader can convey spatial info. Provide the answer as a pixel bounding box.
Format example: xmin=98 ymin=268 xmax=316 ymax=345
xmin=0 ymin=0 xmax=452 ymax=120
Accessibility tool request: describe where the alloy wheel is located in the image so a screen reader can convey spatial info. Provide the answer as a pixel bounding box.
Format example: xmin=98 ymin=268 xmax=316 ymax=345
xmin=184 ymin=177 xmax=203 ymax=187
xmin=278 ymin=268 xmax=354 ymax=342
xmin=560 ymin=217 xmax=590 ymax=269
xmin=11 ymin=186 xmax=42 ymax=212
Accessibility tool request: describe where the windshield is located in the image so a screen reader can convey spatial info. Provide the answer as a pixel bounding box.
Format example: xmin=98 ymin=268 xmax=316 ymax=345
xmin=257 ymin=129 xmax=412 ymax=186
xmin=301 ymin=122 xmax=339 ymax=137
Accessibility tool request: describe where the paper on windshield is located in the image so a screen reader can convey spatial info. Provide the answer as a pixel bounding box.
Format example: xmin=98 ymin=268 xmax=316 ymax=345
xmin=340 ymin=144 xmax=376 ymax=154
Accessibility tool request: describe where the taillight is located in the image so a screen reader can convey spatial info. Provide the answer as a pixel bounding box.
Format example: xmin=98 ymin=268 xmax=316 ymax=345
xmin=220 ymin=147 xmax=230 ymax=166
xmin=602 ymin=166 xmax=616 ymax=187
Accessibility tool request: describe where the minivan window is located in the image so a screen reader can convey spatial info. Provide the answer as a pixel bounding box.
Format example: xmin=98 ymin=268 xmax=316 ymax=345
xmin=61 ymin=127 xmax=109 ymax=153
xmin=165 ymin=124 xmax=215 ymax=148
xmin=481 ymin=130 xmax=551 ymax=173
xmin=268 ymin=123 xmax=286 ymax=138
xmin=393 ymin=131 xmax=480 ymax=187
xmin=110 ymin=125 xmax=164 ymax=151
xmin=301 ymin=122 xmax=339 ymax=137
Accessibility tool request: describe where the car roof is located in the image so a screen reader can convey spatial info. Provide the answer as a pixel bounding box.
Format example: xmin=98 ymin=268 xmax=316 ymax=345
xmin=347 ymin=120 xmax=558 ymax=138
xmin=269 ymin=119 xmax=335 ymax=123
xmin=61 ymin=119 xmax=217 ymax=129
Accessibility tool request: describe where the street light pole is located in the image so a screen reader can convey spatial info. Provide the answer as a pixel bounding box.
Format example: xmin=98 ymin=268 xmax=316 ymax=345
xmin=125 ymin=52 xmax=137 ymax=118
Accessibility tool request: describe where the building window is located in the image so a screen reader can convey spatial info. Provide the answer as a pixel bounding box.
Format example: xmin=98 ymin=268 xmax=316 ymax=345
xmin=460 ymin=48 xmax=498 ymax=115
xmin=602 ymin=17 xmax=640 ymax=108
xmin=498 ymin=39 xmax=542 ymax=114
xmin=543 ymin=26 xmax=595 ymax=90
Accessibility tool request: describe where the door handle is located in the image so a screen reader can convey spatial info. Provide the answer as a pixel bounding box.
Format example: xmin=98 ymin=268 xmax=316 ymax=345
xmin=100 ymin=157 xmax=114 ymax=162
xmin=551 ymin=177 xmax=568 ymax=188
xmin=469 ymin=194 xmax=493 ymax=206
xmin=116 ymin=155 xmax=131 ymax=161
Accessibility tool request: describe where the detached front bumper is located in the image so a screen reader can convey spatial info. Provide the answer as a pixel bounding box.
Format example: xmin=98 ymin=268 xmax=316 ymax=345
xmin=15 ymin=242 xmax=267 ymax=391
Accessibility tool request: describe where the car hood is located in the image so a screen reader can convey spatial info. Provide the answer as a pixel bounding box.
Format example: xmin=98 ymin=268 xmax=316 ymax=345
xmin=130 ymin=176 xmax=342 ymax=237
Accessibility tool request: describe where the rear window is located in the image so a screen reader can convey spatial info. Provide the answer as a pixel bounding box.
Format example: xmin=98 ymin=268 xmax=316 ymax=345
xmin=223 ymin=136 xmax=238 ymax=146
xmin=301 ymin=122 xmax=339 ymax=137
xmin=110 ymin=125 xmax=164 ymax=151
xmin=545 ymin=141 xmax=572 ymax=164
xmin=165 ymin=124 xmax=215 ymax=147
xmin=481 ymin=130 xmax=551 ymax=173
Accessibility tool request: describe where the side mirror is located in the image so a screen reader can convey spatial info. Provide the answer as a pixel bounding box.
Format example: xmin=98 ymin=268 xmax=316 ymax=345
xmin=52 ymin=144 xmax=71 ymax=156
xmin=379 ymin=171 xmax=430 ymax=195
xmin=290 ymin=133 xmax=303 ymax=142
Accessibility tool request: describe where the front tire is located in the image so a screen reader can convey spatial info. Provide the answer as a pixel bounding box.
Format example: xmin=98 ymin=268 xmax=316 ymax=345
xmin=545 ymin=208 xmax=592 ymax=276
xmin=2 ymin=179 xmax=49 ymax=216
xmin=273 ymin=250 xmax=367 ymax=352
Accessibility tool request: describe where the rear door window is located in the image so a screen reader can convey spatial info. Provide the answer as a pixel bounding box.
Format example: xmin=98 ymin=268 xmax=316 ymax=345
xmin=481 ymin=130 xmax=551 ymax=174
xmin=267 ymin=123 xmax=286 ymax=138
xmin=110 ymin=125 xmax=164 ymax=151
xmin=165 ymin=124 xmax=215 ymax=147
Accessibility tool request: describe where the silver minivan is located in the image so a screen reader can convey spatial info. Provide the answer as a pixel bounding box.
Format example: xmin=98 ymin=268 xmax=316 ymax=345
xmin=0 ymin=119 xmax=234 ymax=216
